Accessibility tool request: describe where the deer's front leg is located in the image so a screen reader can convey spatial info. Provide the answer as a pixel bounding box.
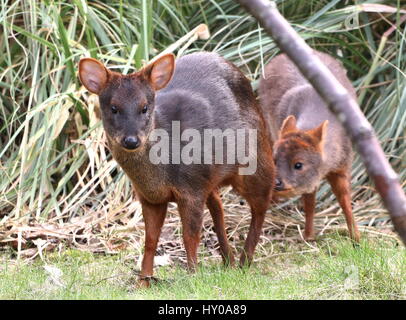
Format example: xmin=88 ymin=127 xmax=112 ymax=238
xmin=302 ymin=191 xmax=316 ymax=241
xmin=139 ymin=201 xmax=168 ymax=288
xmin=327 ymin=170 xmax=360 ymax=242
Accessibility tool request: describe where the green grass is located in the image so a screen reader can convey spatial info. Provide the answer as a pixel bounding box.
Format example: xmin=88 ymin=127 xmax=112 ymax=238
xmin=0 ymin=0 xmax=405 ymax=301
xmin=1 ymin=235 xmax=404 ymax=300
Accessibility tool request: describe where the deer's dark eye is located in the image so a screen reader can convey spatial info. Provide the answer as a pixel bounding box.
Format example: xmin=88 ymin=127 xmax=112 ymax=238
xmin=111 ymin=105 xmax=118 ymax=114
xmin=141 ymin=105 xmax=148 ymax=114
xmin=294 ymin=162 xmax=303 ymax=170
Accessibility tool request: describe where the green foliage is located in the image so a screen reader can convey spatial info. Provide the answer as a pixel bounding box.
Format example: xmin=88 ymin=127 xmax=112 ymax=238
xmin=0 ymin=0 xmax=405 ymax=230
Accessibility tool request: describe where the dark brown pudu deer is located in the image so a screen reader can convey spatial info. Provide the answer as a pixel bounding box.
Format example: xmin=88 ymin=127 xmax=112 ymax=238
xmin=259 ymin=51 xmax=360 ymax=242
xmin=79 ymin=52 xmax=274 ymax=287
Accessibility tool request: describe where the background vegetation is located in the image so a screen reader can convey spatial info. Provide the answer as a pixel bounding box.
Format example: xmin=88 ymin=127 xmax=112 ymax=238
xmin=0 ymin=0 xmax=405 ymax=298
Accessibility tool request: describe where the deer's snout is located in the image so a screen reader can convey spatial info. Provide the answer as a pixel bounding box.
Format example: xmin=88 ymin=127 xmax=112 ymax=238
xmin=274 ymin=178 xmax=284 ymax=191
xmin=122 ymin=136 xmax=140 ymax=150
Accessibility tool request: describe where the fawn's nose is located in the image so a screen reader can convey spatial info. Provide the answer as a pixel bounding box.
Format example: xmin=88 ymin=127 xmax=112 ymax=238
xmin=122 ymin=136 xmax=140 ymax=150
xmin=274 ymin=178 xmax=284 ymax=191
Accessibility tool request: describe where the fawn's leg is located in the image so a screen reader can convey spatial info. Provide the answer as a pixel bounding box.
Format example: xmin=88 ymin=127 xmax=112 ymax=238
xmin=239 ymin=198 xmax=269 ymax=267
xmin=327 ymin=170 xmax=360 ymax=242
xmin=139 ymin=201 xmax=168 ymax=288
xmin=206 ymin=191 xmax=235 ymax=266
xmin=302 ymin=191 xmax=316 ymax=240
xmin=177 ymin=198 xmax=205 ymax=272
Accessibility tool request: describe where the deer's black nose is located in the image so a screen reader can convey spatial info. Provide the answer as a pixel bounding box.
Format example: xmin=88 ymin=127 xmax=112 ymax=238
xmin=122 ymin=136 xmax=140 ymax=150
xmin=274 ymin=178 xmax=284 ymax=191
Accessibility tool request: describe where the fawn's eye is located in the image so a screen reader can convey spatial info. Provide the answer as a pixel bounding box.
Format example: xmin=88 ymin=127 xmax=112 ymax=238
xmin=141 ymin=105 xmax=148 ymax=114
xmin=111 ymin=105 xmax=118 ymax=114
xmin=294 ymin=162 xmax=303 ymax=170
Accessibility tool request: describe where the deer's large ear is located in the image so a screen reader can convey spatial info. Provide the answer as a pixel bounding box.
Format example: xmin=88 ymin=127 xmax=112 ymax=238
xmin=280 ymin=115 xmax=298 ymax=136
xmin=308 ymin=120 xmax=329 ymax=148
xmin=143 ymin=54 xmax=175 ymax=91
xmin=79 ymin=58 xmax=109 ymax=94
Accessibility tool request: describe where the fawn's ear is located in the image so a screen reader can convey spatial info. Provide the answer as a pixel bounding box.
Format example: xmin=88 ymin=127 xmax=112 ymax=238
xmin=308 ymin=120 xmax=329 ymax=147
xmin=79 ymin=58 xmax=109 ymax=94
xmin=142 ymin=54 xmax=175 ymax=91
xmin=280 ymin=115 xmax=298 ymax=136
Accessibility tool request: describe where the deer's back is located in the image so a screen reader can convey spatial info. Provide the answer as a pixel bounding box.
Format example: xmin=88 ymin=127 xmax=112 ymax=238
xmin=259 ymin=51 xmax=355 ymax=140
xmin=157 ymin=52 xmax=261 ymax=131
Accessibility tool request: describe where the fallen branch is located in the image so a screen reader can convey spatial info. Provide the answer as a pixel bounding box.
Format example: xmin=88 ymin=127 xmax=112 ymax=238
xmin=237 ymin=0 xmax=406 ymax=245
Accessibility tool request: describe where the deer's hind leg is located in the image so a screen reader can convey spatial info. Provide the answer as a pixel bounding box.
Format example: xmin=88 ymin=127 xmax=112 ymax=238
xmin=206 ymin=190 xmax=235 ymax=266
xmin=177 ymin=196 xmax=206 ymax=272
xmin=237 ymin=175 xmax=273 ymax=267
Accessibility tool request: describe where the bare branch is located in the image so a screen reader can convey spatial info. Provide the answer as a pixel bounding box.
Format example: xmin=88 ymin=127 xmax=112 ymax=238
xmin=237 ymin=0 xmax=406 ymax=244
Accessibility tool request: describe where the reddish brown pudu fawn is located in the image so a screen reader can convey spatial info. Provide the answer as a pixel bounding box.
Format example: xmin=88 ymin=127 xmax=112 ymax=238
xmin=79 ymin=52 xmax=274 ymax=287
xmin=259 ymin=51 xmax=360 ymax=242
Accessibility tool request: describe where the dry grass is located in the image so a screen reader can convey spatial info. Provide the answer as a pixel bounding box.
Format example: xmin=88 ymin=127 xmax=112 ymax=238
xmin=1 ymin=182 xmax=399 ymax=263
